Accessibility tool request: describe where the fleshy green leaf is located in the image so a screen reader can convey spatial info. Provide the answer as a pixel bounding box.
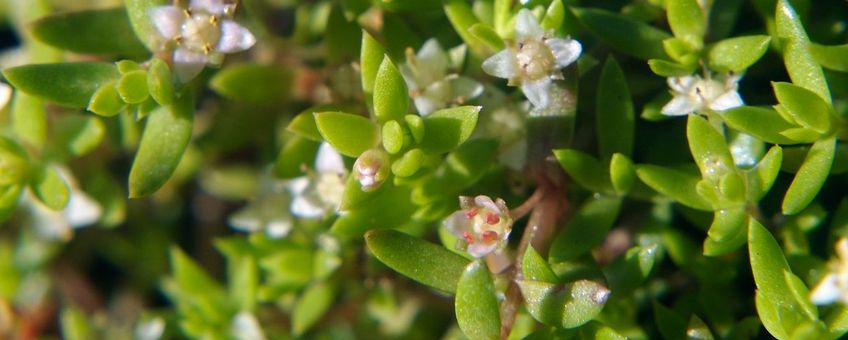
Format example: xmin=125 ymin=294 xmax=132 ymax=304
xmin=365 ymin=229 xmax=469 ymax=294
xmin=518 ymin=279 xmax=609 ymax=328
xmin=443 ymin=0 xmax=486 ymax=55
xmin=4 ymin=62 xmax=120 ymax=108
xmin=469 ymin=23 xmax=505 ymax=51
xmin=31 ymin=165 xmax=69 ymax=210
xmin=455 ymin=261 xmax=500 ymax=340
xmin=720 ymin=106 xmax=797 ymax=145
xmin=775 ymin=0 xmax=830 ymax=102
xmin=128 ymin=93 xmax=194 ymax=197
xmin=53 ymin=115 xmax=106 ymax=158
xmin=706 ymin=35 xmax=771 ymax=72
xmin=31 ymin=7 xmax=149 ymax=57
xmin=703 ymin=207 xmax=748 ymax=256
xmin=596 ymin=57 xmax=634 ymax=160
xmin=419 ymin=106 xmax=480 ymax=153
xmin=666 ymin=0 xmax=705 ymax=47
xmin=772 ymin=82 xmax=833 ymax=134
xmin=117 ymin=70 xmax=149 ymax=104
xmin=549 ymin=196 xmax=622 ymax=262
xmin=125 ymin=0 xmax=167 ymax=51
xmin=332 ymin=185 xmax=416 ymax=237
xmin=541 ymin=0 xmax=565 ymax=31
xmin=314 ymin=111 xmax=379 ymax=157
xmin=87 ymin=82 xmax=124 ymax=117
xmin=553 ymin=149 xmax=610 ymax=193
xmin=648 ymin=59 xmax=696 ymax=78
xmin=11 ymin=92 xmax=47 ymax=149
xmin=782 ymin=137 xmax=836 ymax=215
xmin=687 ymin=115 xmax=735 ymax=179
xmin=210 ymin=64 xmax=293 ymax=104
xmin=746 ymin=146 xmax=783 ymax=201
xmin=360 ymin=30 xmax=385 ymax=97
xmin=273 ymin=136 xmax=319 ymax=179
xmin=0 ymin=137 xmax=29 ymax=186
xmin=382 ymin=120 xmax=404 ymax=154
xmin=373 ymin=56 xmax=408 ymax=122
xmin=147 ymin=58 xmax=174 ymax=105
xmin=636 ymin=165 xmax=712 ymax=211
xmin=809 ymin=43 xmax=848 ymax=72
xmin=523 ymin=246 xmax=559 ymax=283
xmin=609 ymin=153 xmax=635 ymax=195
xmin=292 ymin=282 xmax=336 ymax=336
xmin=572 ymin=8 xmax=670 ymax=60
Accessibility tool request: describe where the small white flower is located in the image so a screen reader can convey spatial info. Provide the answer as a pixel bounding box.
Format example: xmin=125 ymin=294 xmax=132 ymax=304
xmin=287 ymin=143 xmax=347 ymax=219
xmin=150 ymin=0 xmax=256 ymax=82
xmin=811 ymin=238 xmax=848 ymax=305
xmin=228 ymin=172 xmax=293 ymax=239
xmin=400 ymin=39 xmax=483 ymax=115
xmin=25 ymin=166 xmax=102 ymax=241
xmin=230 ymin=311 xmax=266 ymax=340
xmin=661 ymin=72 xmax=743 ymax=116
xmin=444 ymin=195 xmax=513 ymax=258
xmin=482 ymin=9 xmax=581 ymax=109
xmin=134 ymin=317 xmax=166 ymax=340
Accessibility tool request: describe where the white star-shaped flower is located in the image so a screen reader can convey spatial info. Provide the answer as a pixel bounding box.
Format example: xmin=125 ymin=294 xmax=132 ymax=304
xmin=150 ymin=0 xmax=256 ymax=82
xmin=482 ymin=9 xmax=582 ymax=109
xmin=661 ymin=72 xmax=743 ymax=116
xmin=444 ymin=195 xmax=513 ymax=258
xmin=400 ymin=39 xmax=483 ymax=116
xmin=228 ymin=172 xmax=294 ymax=239
xmin=287 ymin=143 xmax=347 ymax=219
xmin=811 ymin=238 xmax=848 ymax=305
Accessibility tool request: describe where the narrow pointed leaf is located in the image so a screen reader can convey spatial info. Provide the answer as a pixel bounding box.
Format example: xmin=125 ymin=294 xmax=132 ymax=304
xmin=706 ymin=35 xmax=771 ymax=72
xmin=747 ymin=146 xmax=783 ymax=201
xmin=523 ymin=246 xmax=559 ymax=283
xmin=572 ymin=8 xmax=670 ymax=60
xmin=420 ymin=106 xmax=480 ymax=153
xmin=210 ymin=64 xmax=293 ymax=104
xmin=455 ymin=261 xmax=500 ymax=340
xmin=292 ymin=283 xmax=336 ymax=336
xmin=666 ymin=0 xmax=705 ymax=46
xmin=31 ymin=165 xmax=69 ymax=210
xmin=782 ymin=137 xmax=835 ymax=215
xmin=687 ymin=115 xmax=735 ymax=178
xmin=809 ymin=43 xmax=848 ymax=72
xmin=549 ymin=196 xmax=622 ymax=262
xmin=636 ymin=165 xmax=712 ymax=210
xmin=596 ymin=57 xmax=634 ymax=160
xmin=772 ymin=82 xmax=833 ymax=133
xmin=314 ymin=111 xmax=379 ymax=157
xmin=373 ymin=56 xmax=408 ymax=122
xmin=4 ymin=62 xmax=120 ymax=108
xmin=31 ymin=7 xmax=149 ymax=57
xmin=553 ymin=149 xmax=610 ymax=193
xmin=703 ymin=208 xmax=747 ymax=256
xmin=720 ymin=106 xmax=797 ymax=144
xmin=775 ymin=0 xmax=830 ymax=102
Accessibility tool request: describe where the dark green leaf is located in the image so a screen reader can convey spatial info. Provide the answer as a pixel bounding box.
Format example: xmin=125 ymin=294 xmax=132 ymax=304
xmin=549 ymin=196 xmax=622 ymax=262
xmin=596 ymin=57 xmax=634 ymax=160
xmin=609 ymin=153 xmax=635 ymax=195
xmin=273 ymin=136 xmax=319 ymax=179
xmin=332 ymin=185 xmax=417 ymax=237
xmin=572 ymin=7 xmax=671 ymax=60
xmin=455 ymin=261 xmax=500 ymax=340
xmin=653 ymin=302 xmax=687 ymax=340
xmin=809 ymin=43 xmax=848 ymax=72
xmin=420 ymin=106 xmax=480 ymax=153
xmin=210 ymin=64 xmax=293 ymax=104
xmin=706 ymin=35 xmax=771 ymax=72
xmin=636 ymin=164 xmax=712 ymax=210
xmin=31 ymin=7 xmax=149 ymax=57
xmin=553 ymin=149 xmax=611 ymax=193
xmin=53 ymin=115 xmax=106 ymax=157
xmin=604 ymin=245 xmax=658 ymax=295
xmin=365 ymin=229 xmax=469 ymax=294
xmin=4 ymin=62 xmax=120 ymax=108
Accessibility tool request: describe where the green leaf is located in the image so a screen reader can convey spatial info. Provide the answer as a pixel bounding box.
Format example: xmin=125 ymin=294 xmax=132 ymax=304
xmin=31 ymin=7 xmax=149 ymax=57
xmin=703 ymin=207 xmax=748 ymax=256
xmin=360 ymin=30 xmax=385 ymax=97
xmin=775 ymin=0 xmax=830 ymax=103
xmin=0 ymin=137 xmax=29 ymax=186
xmin=706 ymin=35 xmax=771 ymax=72
xmin=373 ymin=56 xmax=408 ymax=122
xmin=125 ymin=0 xmax=167 ymax=51
xmin=210 ymin=64 xmax=293 ymax=104
xmin=604 ymin=245 xmax=658 ymax=296
xmin=31 ymin=165 xmax=69 ymax=210
xmin=10 ymin=92 xmax=47 ymax=149
xmin=518 ymin=279 xmax=609 ymax=328
xmin=273 ymin=136 xmax=319 ymax=179
xmin=147 ymin=58 xmax=174 ymax=105
xmin=469 ymin=23 xmax=505 ymax=51
xmin=772 ymin=82 xmax=833 ymax=134
xmin=636 ymin=165 xmax=712 ymax=211
xmin=720 ymin=106 xmax=797 ymax=144
xmin=117 ymin=70 xmax=149 ymax=104
xmin=784 ymin=271 xmax=817 ymax=321
xmin=648 ymin=58 xmax=696 ymax=77
xmin=53 ymin=115 xmax=106 ymax=157
xmin=782 ymin=137 xmax=836 ymax=215
xmin=596 ymin=57 xmax=634 ymax=160
xmin=809 ymin=43 xmax=848 ymax=72
xmin=128 ymin=93 xmax=194 ymax=198
xmin=549 ymin=196 xmax=622 ymax=262
xmin=382 ymin=120 xmax=404 ymax=154
xmin=4 ymin=62 xmax=120 ymax=108
xmin=523 ymin=246 xmax=559 ymax=283
xmin=749 ymin=219 xmax=810 ymax=337
xmin=332 ymin=185 xmax=416 ymax=237
xmin=412 ymin=138 xmax=498 ymax=204
xmin=541 ymin=0 xmax=565 ymax=31
xmin=60 ymin=306 xmax=93 ymax=340
xmin=609 ymin=153 xmax=635 ymax=195
xmin=455 ymin=261 xmax=501 ymax=340
xmin=420 ymin=106 xmax=480 ymax=153
xmin=292 ymin=282 xmax=336 ymax=336
xmin=365 ymin=229 xmax=469 ymax=294
xmin=572 ymin=7 xmax=671 ymax=60
xmin=666 ymin=0 xmax=706 ymax=47
xmin=443 ymin=0 xmax=486 ymax=55
xmin=653 ymin=302 xmax=687 ymax=340
xmin=553 ymin=149 xmax=610 ymax=193
xmin=391 ymin=148 xmax=424 ymax=177
xmin=314 ymin=111 xmax=379 ymax=157
xmin=87 ymin=82 xmax=124 ymax=117
xmin=746 ymin=146 xmax=783 ymax=201
xmin=0 ymin=186 xmax=23 ymax=223
xmin=687 ymin=315 xmax=715 ymax=340
xmin=687 ymin=115 xmax=735 ymax=179
xmin=325 ymin=5 xmax=360 ymax=64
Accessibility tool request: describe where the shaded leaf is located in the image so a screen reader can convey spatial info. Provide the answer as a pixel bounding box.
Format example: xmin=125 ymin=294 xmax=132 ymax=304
xmin=4 ymin=62 xmax=120 ymax=108
xmin=31 ymin=7 xmax=149 ymax=57
xmin=292 ymin=283 xmax=336 ymax=336
xmin=31 ymin=165 xmax=69 ymax=210
xmin=636 ymin=164 xmax=712 ymax=210
xmin=420 ymin=106 xmax=480 ymax=153
xmin=720 ymin=106 xmax=797 ymax=145
xmin=782 ymin=137 xmax=835 ymax=215
xmin=553 ymin=149 xmax=610 ymax=193
xmin=596 ymin=57 xmax=634 ymax=160
xmin=210 ymin=64 xmax=293 ymax=104
xmin=549 ymin=196 xmax=622 ymax=262
xmin=572 ymin=7 xmax=670 ymax=60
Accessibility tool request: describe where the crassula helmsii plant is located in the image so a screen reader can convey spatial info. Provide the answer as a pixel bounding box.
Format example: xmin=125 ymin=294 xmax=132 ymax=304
xmin=1 ymin=0 xmax=848 ymax=338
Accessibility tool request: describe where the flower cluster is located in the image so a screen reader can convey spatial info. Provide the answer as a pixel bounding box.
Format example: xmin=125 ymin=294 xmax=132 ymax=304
xmin=444 ymin=195 xmax=513 ymax=258
xmin=661 ymin=72 xmax=743 ymax=116
xmin=482 ymin=9 xmax=582 ymax=109
xmin=811 ymin=238 xmax=848 ymax=305
xmin=400 ymin=39 xmax=483 ymax=115
xmin=150 ymin=0 xmax=256 ymax=82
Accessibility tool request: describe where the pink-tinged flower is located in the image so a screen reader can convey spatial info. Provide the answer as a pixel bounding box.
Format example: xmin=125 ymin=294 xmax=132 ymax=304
xmin=811 ymin=238 xmax=848 ymax=305
xmin=661 ymin=72 xmax=743 ymax=116
xmin=150 ymin=0 xmax=256 ymax=82
xmin=444 ymin=195 xmax=513 ymax=258
xmin=353 ymin=149 xmax=390 ymax=192
xmin=482 ymin=9 xmax=581 ymax=109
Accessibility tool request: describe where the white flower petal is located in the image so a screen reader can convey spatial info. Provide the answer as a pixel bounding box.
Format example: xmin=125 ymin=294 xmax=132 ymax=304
xmin=64 ymin=191 xmax=101 ymax=228
xmin=515 ymin=9 xmax=544 ymax=42
xmin=444 ymin=211 xmax=470 ymax=236
xmin=416 ymin=39 xmax=448 ymax=80
xmin=231 ymin=311 xmax=266 ymax=340
xmin=474 ymin=196 xmax=500 ymax=214
xmin=290 ymin=195 xmax=325 ymax=219
xmin=838 ymin=238 xmax=848 ymax=260
xmin=413 ymin=96 xmax=442 ymax=116
xmin=173 ymin=48 xmax=209 ymax=82
xmin=521 ymin=77 xmax=552 ymax=108
xmin=0 ymin=82 xmax=12 ymax=111
xmin=315 ymin=143 xmax=346 ymax=174
xmin=135 ymin=318 xmax=166 ymax=340
xmin=285 ymin=177 xmax=310 ymax=195
xmin=482 ymin=49 xmax=517 ymax=79
xmin=191 ymin=0 xmax=228 ymax=15
xmin=399 ymin=64 xmax=419 ymax=91
xmin=811 ymin=274 xmax=841 ymax=305
xmin=217 ymin=20 xmax=256 ymax=53
xmin=708 ymin=91 xmax=743 ymax=111
xmin=546 ymin=38 xmax=582 ymax=69
xmin=467 ymin=242 xmax=499 ymax=258
xmin=668 ymin=76 xmax=696 ymax=93
xmin=661 ymin=95 xmax=699 ymax=116
xmin=229 ymin=206 xmax=262 ymax=233
xmin=448 ymin=76 xmax=484 ymax=101
xmin=150 ymin=6 xmax=184 ymax=39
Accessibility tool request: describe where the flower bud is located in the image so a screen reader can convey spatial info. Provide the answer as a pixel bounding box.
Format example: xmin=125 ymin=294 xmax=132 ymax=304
xmin=353 ymin=149 xmax=390 ymax=192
